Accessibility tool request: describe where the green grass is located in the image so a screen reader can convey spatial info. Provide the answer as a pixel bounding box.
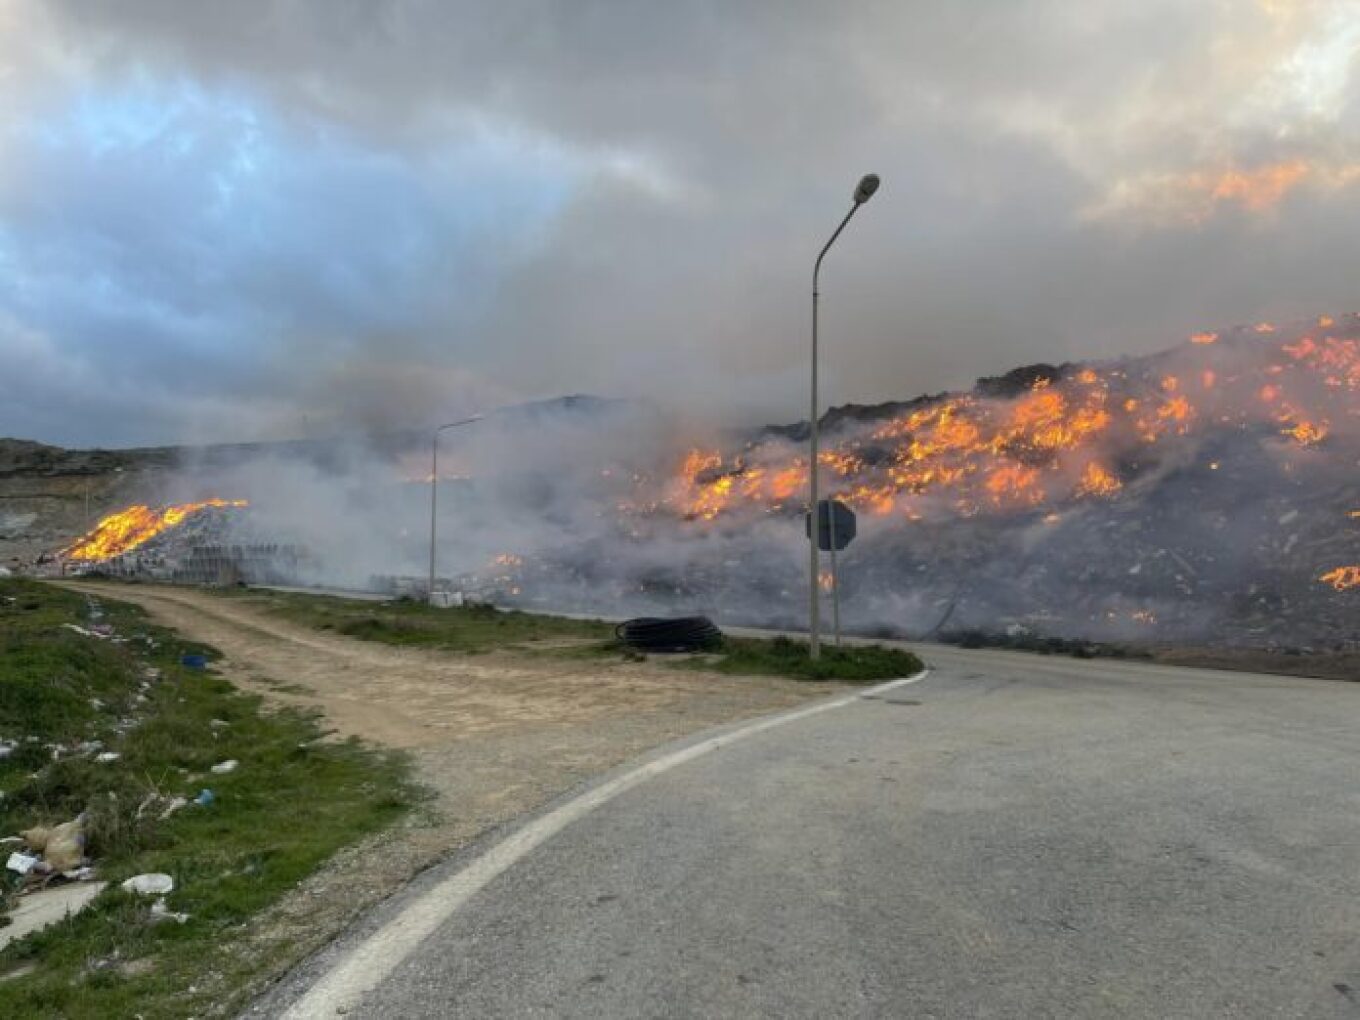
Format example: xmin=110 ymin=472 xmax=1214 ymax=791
xmin=230 ymin=588 xmax=922 ymax=683
xmin=684 ymin=635 xmax=923 ymax=682
xmin=239 ymin=590 xmax=615 ymax=652
xmin=0 ymin=580 xmax=414 ymax=1019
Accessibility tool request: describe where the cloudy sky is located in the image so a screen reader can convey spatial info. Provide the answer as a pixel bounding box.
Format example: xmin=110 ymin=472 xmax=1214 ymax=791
xmin=1 ymin=0 xmax=1357 ymax=447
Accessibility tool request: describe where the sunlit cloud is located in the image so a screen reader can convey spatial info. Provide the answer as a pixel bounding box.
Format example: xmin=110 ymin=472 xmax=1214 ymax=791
xmin=1084 ymin=157 xmax=1360 ymax=225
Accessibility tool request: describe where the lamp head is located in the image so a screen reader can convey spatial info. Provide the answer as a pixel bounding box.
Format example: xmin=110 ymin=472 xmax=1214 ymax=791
xmin=853 ymin=173 xmax=880 ymax=205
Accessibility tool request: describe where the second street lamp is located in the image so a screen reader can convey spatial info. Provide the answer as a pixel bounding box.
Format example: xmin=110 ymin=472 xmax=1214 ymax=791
xmin=808 ymin=173 xmax=879 ymax=659
xmin=428 ymin=415 xmax=483 ymax=603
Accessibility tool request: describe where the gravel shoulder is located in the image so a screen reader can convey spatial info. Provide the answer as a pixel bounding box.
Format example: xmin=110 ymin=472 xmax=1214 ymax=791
xmin=57 ymin=581 xmax=845 ymax=1002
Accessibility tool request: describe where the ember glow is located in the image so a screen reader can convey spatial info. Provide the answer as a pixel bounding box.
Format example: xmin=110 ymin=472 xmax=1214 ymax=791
xmin=1319 ymin=566 xmax=1360 ymax=592
xmin=657 ymin=322 xmax=1358 ymax=525
xmin=64 ymin=500 xmax=249 ymax=562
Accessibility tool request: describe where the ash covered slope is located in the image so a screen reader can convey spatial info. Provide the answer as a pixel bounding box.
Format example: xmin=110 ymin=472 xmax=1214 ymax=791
xmin=571 ymin=315 xmax=1357 ymax=648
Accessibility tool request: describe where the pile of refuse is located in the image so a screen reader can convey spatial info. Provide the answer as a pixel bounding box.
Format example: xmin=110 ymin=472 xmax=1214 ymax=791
xmin=3 ymin=815 xmax=95 ymax=886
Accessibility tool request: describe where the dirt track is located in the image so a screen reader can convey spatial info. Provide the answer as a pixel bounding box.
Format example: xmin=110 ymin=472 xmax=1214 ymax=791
xmin=58 ymin=582 xmax=838 ymax=1000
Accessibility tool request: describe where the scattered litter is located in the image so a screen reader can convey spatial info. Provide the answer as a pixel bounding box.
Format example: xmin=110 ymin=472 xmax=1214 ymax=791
xmin=209 ymin=719 xmax=229 ymax=729
xmin=6 ymin=852 xmax=40 ymax=875
xmin=22 ymin=816 xmax=86 ymax=872
xmin=180 ymin=654 xmax=208 ymax=670
xmin=62 ymin=866 xmax=98 ymax=882
xmin=61 ymin=623 xmax=108 ymax=640
xmin=94 ymin=752 xmax=121 ymax=764
xmin=210 ymin=759 xmax=238 ymax=774
xmin=148 ymin=897 xmax=189 ymax=924
xmin=160 ymin=796 xmax=188 ymax=819
xmin=0 ymin=741 xmax=14 ymax=759
xmin=194 ymin=789 xmax=215 ymax=807
xmin=121 ymin=873 xmax=174 ymax=896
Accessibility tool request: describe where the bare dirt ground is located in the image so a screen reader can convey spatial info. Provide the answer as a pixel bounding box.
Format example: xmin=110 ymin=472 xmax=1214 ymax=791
xmin=59 ymin=581 xmax=842 ymax=1004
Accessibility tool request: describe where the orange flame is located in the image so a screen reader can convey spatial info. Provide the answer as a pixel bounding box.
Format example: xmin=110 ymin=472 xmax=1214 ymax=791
xmin=656 ymin=317 xmax=1357 ymax=524
xmin=1075 ymin=462 xmax=1121 ymax=498
xmin=64 ymin=500 xmax=249 ymax=562
xmin=1280 ymin=419 xmax=1328 ymax=445
xmin=1319 ymin=566 xmax=1360 ymax=591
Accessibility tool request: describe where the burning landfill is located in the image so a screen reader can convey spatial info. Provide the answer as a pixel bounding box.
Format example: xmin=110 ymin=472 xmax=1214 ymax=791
xmin=64 ymin=500 xmax=250 ymax=564
xmin=54 ymin=315 xmax=1359 ymax=650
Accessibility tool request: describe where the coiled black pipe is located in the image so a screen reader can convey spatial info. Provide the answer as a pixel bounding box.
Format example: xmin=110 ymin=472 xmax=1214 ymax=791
xmin=615 ymin=616 xmax=723 ymax=653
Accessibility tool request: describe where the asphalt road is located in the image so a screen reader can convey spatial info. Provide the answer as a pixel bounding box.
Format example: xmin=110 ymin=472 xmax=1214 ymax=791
xmin=266 ymin=646 xmax=1360 ymax=1019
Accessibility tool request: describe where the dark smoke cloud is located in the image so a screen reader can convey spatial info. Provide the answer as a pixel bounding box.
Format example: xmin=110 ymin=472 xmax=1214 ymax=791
xmin=1 ymin=0 xmax=1357 ymax=446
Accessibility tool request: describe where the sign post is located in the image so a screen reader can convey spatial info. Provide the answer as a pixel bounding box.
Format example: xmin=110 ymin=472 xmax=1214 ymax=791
xmin=806 ymin=498 xmax=857 ymax=551
xmin=806 ymin=499 xmax=857 ymax=647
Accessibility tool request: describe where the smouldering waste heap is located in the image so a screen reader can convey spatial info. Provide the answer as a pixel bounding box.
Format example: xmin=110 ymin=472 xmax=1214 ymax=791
xmin=643 ymin=316 xmax=1359 ymax=603
xmin=64 ymin=500 xmax=249 ymax=562
xmin=662 ymin=317 xmax=1355 ymax=524
xmin=51 ymin=315 xmax=1358 ymax=648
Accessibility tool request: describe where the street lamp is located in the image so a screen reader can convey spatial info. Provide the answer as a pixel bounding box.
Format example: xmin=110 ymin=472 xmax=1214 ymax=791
xmin=809 ymin=173 xmax=879 ymax=659
xmin=428 ymin=415 xmax=483 ymax=602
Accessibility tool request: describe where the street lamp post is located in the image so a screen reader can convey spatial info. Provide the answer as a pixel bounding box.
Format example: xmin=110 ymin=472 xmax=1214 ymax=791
xmin=428 ymin=415 xmax=483 ymax=602
xmin=809 ymin=173 xmax=880 ymax=659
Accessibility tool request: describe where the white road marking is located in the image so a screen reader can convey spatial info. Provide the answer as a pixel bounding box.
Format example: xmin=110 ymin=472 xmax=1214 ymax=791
xmin=280 ymin=669 xmax=931 ymax=1018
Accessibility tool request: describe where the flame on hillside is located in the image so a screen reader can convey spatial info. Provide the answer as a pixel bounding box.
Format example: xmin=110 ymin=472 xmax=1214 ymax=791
xmin=1319 ymin=566 xmax=1360 ymax=592
xmin=651 ymin=321 xmax=1358 ymax=545
xmin=64 ymin=500 xmax=249 ymax=562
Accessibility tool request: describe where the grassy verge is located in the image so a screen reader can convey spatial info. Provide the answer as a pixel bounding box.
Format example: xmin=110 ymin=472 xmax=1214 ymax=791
xmin=229 ymin=589 xmax=615 ymax=652
xmin=0 ymin=579 xmax=413 ymax=1019
xmin=680 ymin=635 xmax=922 ymax=683
xmin=220 ymin=587 xmax=921 ymax=682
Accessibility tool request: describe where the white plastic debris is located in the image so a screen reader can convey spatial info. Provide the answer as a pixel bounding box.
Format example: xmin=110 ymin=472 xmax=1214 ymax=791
xmin=6 ymin=852 xmax=41 ymax=875
xmin=159 ymin=796 xmax=188 ymax=820
xmin=148 ymin=897 xmax=190 ymax=924
xmin=121 ymin=873 xmax=174 ymax=896
xmin=210 ymin=759 xmax=239 ymax=774
xmin=62 ymin=866 xmax=98 ymax=882
xmin=61 ymin=623 xmax=108 ymax=640
xmin=94 ymin=752 xmax=121 ymax=764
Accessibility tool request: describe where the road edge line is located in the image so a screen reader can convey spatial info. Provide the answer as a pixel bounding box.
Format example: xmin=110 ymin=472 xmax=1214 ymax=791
xmin=280 ymin=668 xmax=930 ymax=1018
